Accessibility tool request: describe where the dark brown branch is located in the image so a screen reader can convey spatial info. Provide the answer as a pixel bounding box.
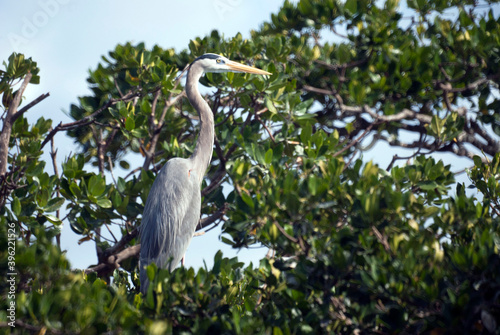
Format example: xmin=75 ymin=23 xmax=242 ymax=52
xmin=437 ymin=76 xmax=495 ymax=93
xmin=302 ymin=84 xmax=336 ymax=96
xmin=148 ymin=89 xmax=161 ymax=131
xmin=371 ymin=226 xmax=391 ymax=252
xmin=255 ymin=110 xmax=276 ymax=143
xmin=16 ymin=92 xmax=50 ymax=120
xmin=101 ymin=227 xmax=139 ymax=260
xmin=273 ymin=220 xmax=298 ymax=243
xmin=84 ymin=244 xmax=141 ymax=275
xmin=333 ymin=124 xmax=373 ymax=158
xmin=469 ymin=119 xmax=500 ymax=154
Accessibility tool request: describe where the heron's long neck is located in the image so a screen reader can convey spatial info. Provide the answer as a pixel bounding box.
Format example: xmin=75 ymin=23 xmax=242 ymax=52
xmin=185 ymin=66 xmax=214 ymax=185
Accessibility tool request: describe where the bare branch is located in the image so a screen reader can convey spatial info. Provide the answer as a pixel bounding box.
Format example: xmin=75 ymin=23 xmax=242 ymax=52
xmin=333 ymin=124 xmax=374 ymax=157
xmin=256 ymin=111 xmax=276 ymax=143
xmin=302 ymin=85 xmax=336 ymax=96
xmin=273 ymin=220 xmax=298 ymax=243
xmin=436 ymin=76 xmax=495 ymax=93
xmin=371 ymin=226 xmax=391 ymax=252
xmin=84 ymin=244 xmax=140 ymax=276
xmin=16 ymin=92 xmax=50 ymax=120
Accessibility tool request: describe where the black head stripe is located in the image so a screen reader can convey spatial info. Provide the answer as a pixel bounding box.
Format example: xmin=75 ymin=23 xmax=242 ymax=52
xmin=192 ymin=53 xmax=220 ymax=64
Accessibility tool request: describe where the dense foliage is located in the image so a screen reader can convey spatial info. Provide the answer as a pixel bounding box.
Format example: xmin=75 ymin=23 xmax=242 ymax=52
xmin=1 ymin=0 xmax=500 ymax=333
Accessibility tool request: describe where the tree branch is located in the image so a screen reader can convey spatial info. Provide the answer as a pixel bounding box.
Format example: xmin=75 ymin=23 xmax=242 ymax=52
xmin=84 ymin=244 xmax=140 ymax=275
xmin=333 ymin=123 xmax=374 ymax=157
xmin=0 ymin=72 xmax=32 ymax=178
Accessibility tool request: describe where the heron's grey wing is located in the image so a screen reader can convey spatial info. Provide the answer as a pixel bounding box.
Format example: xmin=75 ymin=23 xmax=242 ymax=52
xmin=139 ymin=158 xmax=201 ymax=292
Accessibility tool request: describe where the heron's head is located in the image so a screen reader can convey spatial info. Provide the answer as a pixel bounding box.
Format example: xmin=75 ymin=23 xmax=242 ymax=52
xmin=191 ymin=53 xmax=271 ymax=75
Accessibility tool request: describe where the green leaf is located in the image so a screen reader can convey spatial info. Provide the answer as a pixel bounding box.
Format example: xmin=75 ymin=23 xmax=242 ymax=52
xmin=430 ymin=115 xmax=445 ymax=138
xmin=146 ymin=263 xmax=157 ymax=282
xmin=12 ymin=196 xmax=21 ymax=216
xmin=308 ymin=175 xmax=319 ymax=196
xmin=69 ymin=182 xmax=82 ymax=198
xmin=111 ymin=190 xmax=122 ymax=208
xmin=418 ymin=181 xmax=439 ymax=191
xmin=273 ymin=327 xmax=284 ymax=335
xmin=473 ymin=155 xmax=482 ymax=167
xmin=88 ymin=175 xmax=106 ymax=197
xmin=345 ymin=0 xmax=357 ymax=14
xmin=264 ymin=148 xmax=273 ymax=165
xmin=125 ymin=117 xmax=135 ymax=131
xmin=118 ymin=161 xmax=130 ymax=170
xmin=240 ymin=193 xmax=254 ymax=209
xmin=265 ymin=97 xmax=277 ymax=114
xmin=131 ymin=128 xmax=149 ymax=138
xmin=117 ymin=177 xmax=126 ymax=193
xmin=44 ymin=214 xmax=62 ymax=225
xmin=44 ymin=197 xmax=65 ymax=212
xmin=300 ymin=123 xmax=312 ymax=142
xmin=298 ymin=0 xmax=313 ymax=15
xmin=96 ymin=198 xmax=112 ymax=208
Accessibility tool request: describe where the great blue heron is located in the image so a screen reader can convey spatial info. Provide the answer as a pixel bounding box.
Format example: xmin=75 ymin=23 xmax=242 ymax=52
xmin=139 ymin=53 xmax=271 ymax=293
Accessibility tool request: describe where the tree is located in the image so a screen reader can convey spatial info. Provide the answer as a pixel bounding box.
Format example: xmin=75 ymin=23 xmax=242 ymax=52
xmin=1 ymin=0 xmax=499 ymax=333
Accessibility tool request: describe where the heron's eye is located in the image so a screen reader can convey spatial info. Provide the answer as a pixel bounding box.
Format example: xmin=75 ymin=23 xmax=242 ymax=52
xmin=216 ymin=58 xmax=223 ymax=64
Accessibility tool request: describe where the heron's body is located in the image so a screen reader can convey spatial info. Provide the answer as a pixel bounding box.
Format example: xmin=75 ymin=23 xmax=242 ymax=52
xmin=139 ymin=53 xmax=270 ymax=294
xmin=140 ymin=158 xmax=201 ymax=273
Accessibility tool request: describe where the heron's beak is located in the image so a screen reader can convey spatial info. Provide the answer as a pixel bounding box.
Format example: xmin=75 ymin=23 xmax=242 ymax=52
xmin=226 ymin=60 xmax=272 ymax=75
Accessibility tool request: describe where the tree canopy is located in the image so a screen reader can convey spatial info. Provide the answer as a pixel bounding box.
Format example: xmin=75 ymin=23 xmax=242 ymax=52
xmin=1 ymin=0 xmax=500 ymax=333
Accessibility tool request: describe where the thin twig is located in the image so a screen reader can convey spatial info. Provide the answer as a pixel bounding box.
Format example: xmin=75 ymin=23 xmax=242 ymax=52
xmin=333 ymin=124 xmax=373 ymax=157
xmin=108 ymin=155 xmax=117 ymax=185
xmin=255 ymin=112 xmax=276 ymax=143
xmin=104 ymin=223 xmax=118 ymax=243
xmin=371 ymin=226 xmax=391 ymax=252
xmin=273 ymin=220 xmax=298 ymax=243
xmin=16 ymin=92 xmax=50 ymax=118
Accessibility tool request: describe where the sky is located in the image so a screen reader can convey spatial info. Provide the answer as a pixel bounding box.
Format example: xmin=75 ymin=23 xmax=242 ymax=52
xmin=0 ymin=0 xmax=486 ymax=271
